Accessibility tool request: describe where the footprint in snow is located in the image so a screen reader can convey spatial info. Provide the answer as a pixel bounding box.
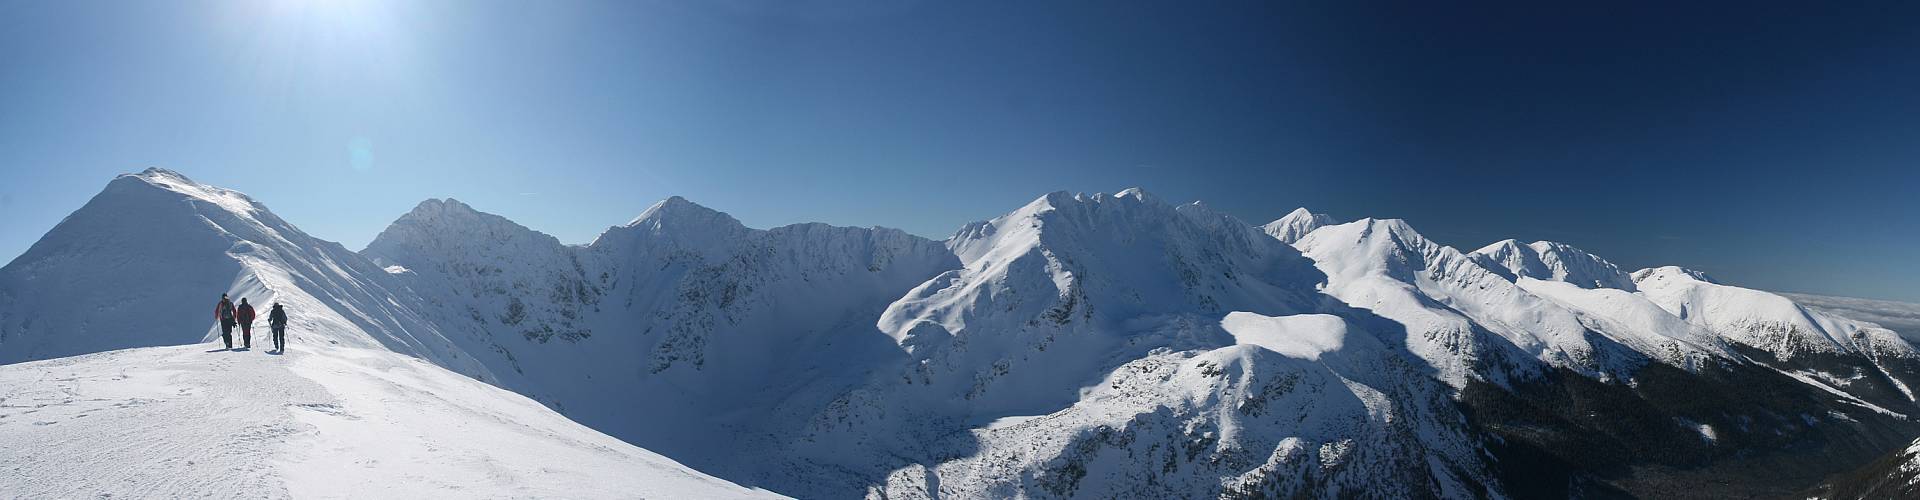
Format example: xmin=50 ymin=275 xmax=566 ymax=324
xmin=113 ymin=398 xmax=155 ymax=408
xmin=290 ymin=402 xmax=357 ymax=419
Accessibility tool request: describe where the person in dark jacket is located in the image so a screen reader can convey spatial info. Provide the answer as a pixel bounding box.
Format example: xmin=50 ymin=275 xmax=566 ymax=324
xmin=236 ymin=298 xmax=256 ymax=350
xmin=214 ymin=294 xmax=236 ymax=349
xmin=268 ymin=303 xmax=289 ymax=353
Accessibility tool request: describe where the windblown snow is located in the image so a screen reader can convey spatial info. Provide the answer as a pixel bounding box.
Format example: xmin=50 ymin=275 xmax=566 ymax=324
xmin=0 ymin=344 xmax=775 ymax=498
xmin=3 ymin=169 xmax=1918 ymax=498
xmin=1221 ymin=312 xmax=1349 ymax=360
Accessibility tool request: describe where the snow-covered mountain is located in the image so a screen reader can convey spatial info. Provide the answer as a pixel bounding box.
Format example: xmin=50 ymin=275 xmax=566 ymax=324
xmin=360 ymin=191 xmax=959 ymax=487
xmin=0 ymin=169 xmax=775 ymax=498
xmin=0 ymin=169 xmax=487 ymax=377
xmin=1259 ymin=206 xmax=1335 ymax=244
xmin=1293 ymin=217 xmax=1733 ymax=387
xmin=873 ymin=312 xmax=1495 ymax=498
xmin=1469 ymin=239 xmax=1637 ymax=290
xmin=876 ymin=190 xmax=1323 ymax=415
xmin=796 ymin=191 xmax=1500 ymax=498
xmin=7 ymin=170 xmax=1920 ymax=498
xmin=1633 ymin=266 xmax=1920 ymax=413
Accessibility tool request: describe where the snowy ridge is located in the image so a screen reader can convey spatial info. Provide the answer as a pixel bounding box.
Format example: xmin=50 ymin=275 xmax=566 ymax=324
xmin=881 ymin=312 xmax=1493 ymax=499
xmin=0 ymin=168 xmax=487 ymax=379
xmin=1633 ymin=266 xmax=1920 ymax=407
xmin=1635 ymin=266 xmax=1869 ymax=356
xmin=0 ymin=344 xmax=778 ymax=498
xmin=1294 ymin=218 xmax=1632 ymax=385
xmin=8 ymin=171 xmax=1920 ymax=498
xmin=876 ymin=189 xmax=1323 ymax=414
xmin=1468 ymin=239 xmax=1636 ymax=290
xmin=597 ymin=195 xmax=753 ymax=252
xmin=363 ymin=198 xmax=599 ymax=348
xmin=0 ymin=170 xmax=777 ymax=498
xmin=1260 ymin=207 xmax=1336 ymax=244
xmin=363 ymin=190 xmax=960 ymax=488
xmin=1284 ymin=213 xmax=1915 ymax=409
xmin=810 ymin=191 xmax=1497 ymax=498
xmin=1513 ymin=278 xmax=1731 ymax=372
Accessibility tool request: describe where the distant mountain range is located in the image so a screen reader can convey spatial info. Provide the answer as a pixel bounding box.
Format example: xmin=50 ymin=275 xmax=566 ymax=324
xmin=4 ymin=168 xmax=1918 ymax=498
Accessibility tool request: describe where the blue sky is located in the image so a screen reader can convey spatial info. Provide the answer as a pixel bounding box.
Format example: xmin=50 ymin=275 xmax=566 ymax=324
xmin=2 ymin=1 xmax=1917 ymax=301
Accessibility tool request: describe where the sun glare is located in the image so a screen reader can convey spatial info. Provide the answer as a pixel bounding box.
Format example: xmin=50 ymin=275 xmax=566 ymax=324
xmin=225 ymin=0 xmax=420 ymax=96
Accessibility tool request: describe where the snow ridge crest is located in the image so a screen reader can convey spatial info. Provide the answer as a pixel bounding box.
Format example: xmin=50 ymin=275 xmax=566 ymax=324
xmin=1469 ymin=238 xmax=1636 ymax=290
xmin=1262 ymin=207 xmax=1337 ymax=244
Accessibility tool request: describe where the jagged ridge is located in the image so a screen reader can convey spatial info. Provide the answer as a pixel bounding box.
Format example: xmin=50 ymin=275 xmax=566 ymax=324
xmin=9 ymin=173 xmax=1920 ymax=499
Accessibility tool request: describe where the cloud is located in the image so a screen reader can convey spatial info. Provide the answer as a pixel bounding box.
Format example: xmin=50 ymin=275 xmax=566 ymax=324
xmin=1781 ymin=292 xmax=1920 ymax=342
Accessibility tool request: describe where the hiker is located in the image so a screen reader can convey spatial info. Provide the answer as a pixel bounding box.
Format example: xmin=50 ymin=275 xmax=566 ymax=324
xmin=213 ymin=294 xmax=236 ymax=349
xmin=268 ymin=303 xmax=288 ymax=352
xmin=236 ymin=298 xmax=256 ymax=349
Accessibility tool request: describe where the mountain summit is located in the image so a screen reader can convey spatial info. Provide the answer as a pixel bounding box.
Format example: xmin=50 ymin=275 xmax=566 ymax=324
xmin=0 ymin=170 xmax=776 ymax=498
xmin=1261 ymin=207 xmax=1336 ymax=244
xmin=0 ymin=169 xmax=481 ymax=373
xmin=1469 ymin=239 xmax=1637 ymax=290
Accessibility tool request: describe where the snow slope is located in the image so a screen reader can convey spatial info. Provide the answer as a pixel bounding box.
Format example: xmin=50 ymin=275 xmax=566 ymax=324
xmin=0 ymin=169 xmax=490 ymax=380
xmin=1283 ymin=213 xmax=1918 ymax=418
xmin=1274 ymin=219 xmax=1920 ymax=493
xmin=1632 ymin=266 xmax=1894 ymax=358
xmin=341 ymin=186 xmax=1920 ymax=497
xmin=875 ymin=190 xmax=1323 ymax=416
xmin=879 ymin=312 xmax=1493 ymax=499
xmin=1468 ymin=239 xmax=1636 ymax=291
xmin=1293 ymin=218 xmax=1658 ymax=385
xmin=0 ymin=342 xmax=776 ymax=499
xmin=361 ymin=193 xmax=960 ymax=486
xmin=9 ymin=170 xmax=1920 ymax=498
xmin=1634 ymin=266 xmax=1920 ymax=409
xmin=353 ymin=188 xmax=1507 ymax=498
xmin=0 ymin=170 xmax=778 ymax=498
xmin=1259 ymin=207 xmax=1336 ymax=244
xmin=1512 ymin=277 xmax=1729 ymax=371
xmin=795 ymin=191 xmax=1505 ymax=498
xmin=363 ymin=198 xmax=599 ymax=347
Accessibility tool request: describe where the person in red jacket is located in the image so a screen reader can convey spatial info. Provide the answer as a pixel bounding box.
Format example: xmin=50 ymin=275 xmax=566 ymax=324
xmin=214 ymin=294 xmax=236 ymax=350
xmin=235 ymin=298 xmax=256 ymax=350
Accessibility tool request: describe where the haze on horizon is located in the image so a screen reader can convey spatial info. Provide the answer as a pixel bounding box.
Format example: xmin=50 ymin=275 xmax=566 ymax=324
xmin=2 ymin=1 xmax=1916 ymax=301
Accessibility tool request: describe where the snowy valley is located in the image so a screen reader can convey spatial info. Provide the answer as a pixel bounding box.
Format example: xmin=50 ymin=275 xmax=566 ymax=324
xmin=4 ymin=168 xmax=1920 ymax=498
